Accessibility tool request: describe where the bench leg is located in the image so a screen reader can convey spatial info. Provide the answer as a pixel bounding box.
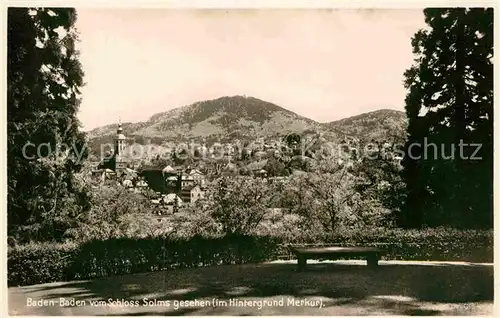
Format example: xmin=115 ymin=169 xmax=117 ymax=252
xmin=297 ymin=256 xmax=307 ymax=272
xmin=367 ymin=254 xmax=379 ymax=268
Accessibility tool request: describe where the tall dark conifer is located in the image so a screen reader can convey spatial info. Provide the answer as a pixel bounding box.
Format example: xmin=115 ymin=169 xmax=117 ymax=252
xmin=402 ymin=8 xmax=493 ymax=228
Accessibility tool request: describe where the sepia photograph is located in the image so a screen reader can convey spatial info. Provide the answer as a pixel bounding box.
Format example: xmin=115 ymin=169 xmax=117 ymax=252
xmin=5 ymin=2 xmax=495 ymax=316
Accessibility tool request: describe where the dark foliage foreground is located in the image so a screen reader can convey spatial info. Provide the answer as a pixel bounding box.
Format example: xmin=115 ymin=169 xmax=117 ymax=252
xmin=8 ymin=228 xmax=492 ymax=287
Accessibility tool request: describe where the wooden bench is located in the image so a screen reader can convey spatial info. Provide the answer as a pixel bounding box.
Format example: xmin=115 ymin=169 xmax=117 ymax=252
xmin=290 ymin=246 xmax=383 ymax=271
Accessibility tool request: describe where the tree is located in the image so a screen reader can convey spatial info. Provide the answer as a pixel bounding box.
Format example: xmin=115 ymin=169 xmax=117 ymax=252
xmin=8 ymin=8 xmax=89 ymax=241
xmin=170 ymin=200 xmax=219 ymax=238
xmin=402 ymin=8 xmax=493 ymax=228
xmin=263 ymin=157 xmax=289 ymax=177
xmin=205 ymin=177 xmax=278 ymax=236
xmin=172 ymin=148 xmax=190 ymax=166
xmin=284 ymin=133 xmax=301 ymax=150
xmin=283 ymin=158 xmax=392 ymax=236
xmin=66 ymin=184 xmax=157 ymax=242
xmin=353 ymin=140 xmax=406 ymax=223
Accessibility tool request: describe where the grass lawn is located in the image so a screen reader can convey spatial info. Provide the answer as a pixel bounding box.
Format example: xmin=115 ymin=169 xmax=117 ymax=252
xmin=9 ymin=260 xmax=493 ymax=316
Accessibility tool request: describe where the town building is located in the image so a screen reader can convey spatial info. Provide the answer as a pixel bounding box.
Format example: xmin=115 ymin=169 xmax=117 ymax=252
xmin=162 ymin=193 xmax=183 ymax=206
xmin=150 ymin=193 xmax=183 ymax=214
xmin=180 ymin=185 xmax=205 ymax=205
xmin=136 ymin=179 xmax=148 ymax=187
xmin=256 ymin=169 xmax=268 ymax=178
xmin=186 ymin=168 xmax=206 ymax=186
xmin=181 ymin=175 xmax=195 ymax=188
xmin=162 ymin=165 xmax=176 ymax=176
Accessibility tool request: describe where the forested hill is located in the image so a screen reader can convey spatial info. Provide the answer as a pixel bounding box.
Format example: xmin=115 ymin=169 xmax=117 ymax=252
xmin=87 ymin=96 xmax=407 ymax=145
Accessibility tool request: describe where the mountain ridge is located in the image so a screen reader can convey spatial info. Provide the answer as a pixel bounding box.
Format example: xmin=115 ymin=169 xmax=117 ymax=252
xmin=87 ymin=96 xmax=406 ymax=144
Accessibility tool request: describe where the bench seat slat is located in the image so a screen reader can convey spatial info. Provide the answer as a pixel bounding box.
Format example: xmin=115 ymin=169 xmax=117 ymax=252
xmin=292 ymin=247 xmax=381 ymax=254
xmin=292 ymin=246 xmax=382 ymax=271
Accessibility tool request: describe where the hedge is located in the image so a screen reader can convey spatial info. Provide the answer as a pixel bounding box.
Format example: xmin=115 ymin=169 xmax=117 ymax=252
xmin=277 ymin=227 xmax=494 ymax=262
xmin=8 ymin=241 xmax=79 ymax=287
xmin=8 ymin=229 xmax=493 ymax=287
xmin=8 ymin=235 xmax=281 ymax=287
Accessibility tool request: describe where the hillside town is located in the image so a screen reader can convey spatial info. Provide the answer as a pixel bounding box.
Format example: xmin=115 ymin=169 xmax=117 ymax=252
xmin=90 ymin=122 xmax=289 ymax=215
xmin=89 ymin=120 xmax=402 ymax=217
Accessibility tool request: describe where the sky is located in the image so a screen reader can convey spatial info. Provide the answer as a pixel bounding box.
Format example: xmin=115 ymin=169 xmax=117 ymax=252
xmin=75 ymin=8 xmax=427 ymax=131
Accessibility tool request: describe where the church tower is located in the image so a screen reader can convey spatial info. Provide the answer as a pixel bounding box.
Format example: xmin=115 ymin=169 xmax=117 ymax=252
xmin=113 ymin=121 xmax=127 ymax=171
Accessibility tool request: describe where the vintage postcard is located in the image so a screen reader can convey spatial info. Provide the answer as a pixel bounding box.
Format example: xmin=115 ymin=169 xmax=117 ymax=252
xmin=4 ymin=1 xmax=496 ymax=316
